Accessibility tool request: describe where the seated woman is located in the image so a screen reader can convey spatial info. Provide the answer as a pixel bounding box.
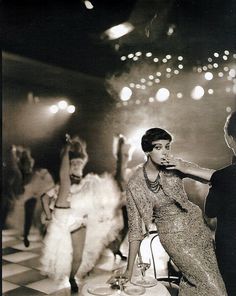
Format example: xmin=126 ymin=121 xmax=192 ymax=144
xmin=110 ymin=128 xmax=227 ymax=296
xmin=40 ymin=135 xmax=123 ymax=293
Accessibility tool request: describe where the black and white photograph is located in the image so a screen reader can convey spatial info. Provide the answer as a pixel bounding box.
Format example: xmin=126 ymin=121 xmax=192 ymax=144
xmin=2 ymin=0 xmax=236 ymax=295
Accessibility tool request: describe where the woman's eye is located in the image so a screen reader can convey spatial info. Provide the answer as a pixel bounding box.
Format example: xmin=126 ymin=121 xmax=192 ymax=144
xmin=155 ymin=146 xmax=161 ymax=150
xmin=166 ymin=146 xmax=170 ymax=150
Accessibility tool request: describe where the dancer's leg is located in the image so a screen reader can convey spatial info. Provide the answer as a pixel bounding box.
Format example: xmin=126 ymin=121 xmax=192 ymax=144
xmin=24 ymin=197 xmax=37 ymax=247
xmin=69 ymin=226 xmax=86 ymax=292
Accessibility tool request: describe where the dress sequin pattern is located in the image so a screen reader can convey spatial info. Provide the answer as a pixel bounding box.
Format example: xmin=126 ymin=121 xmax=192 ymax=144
xmin=126 ymin=165 xmax=227 ymax=296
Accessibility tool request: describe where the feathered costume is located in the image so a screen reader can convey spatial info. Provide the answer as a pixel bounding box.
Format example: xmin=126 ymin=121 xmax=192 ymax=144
xmin=40 ymin=172 xmax=123 ymax=281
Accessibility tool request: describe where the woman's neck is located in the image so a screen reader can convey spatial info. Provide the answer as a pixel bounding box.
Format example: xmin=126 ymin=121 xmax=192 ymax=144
xmin=145 ymin=157 xmax=160 ymax=181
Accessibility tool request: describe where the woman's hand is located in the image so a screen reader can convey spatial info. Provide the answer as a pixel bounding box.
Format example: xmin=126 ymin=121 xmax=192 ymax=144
xmin=164 ymin=156 xmax=215 ymax=181
xmin=164 ymin=156 xmax=197 ymax=174
xmin=107 ymin=269 xmax=132 ymax=285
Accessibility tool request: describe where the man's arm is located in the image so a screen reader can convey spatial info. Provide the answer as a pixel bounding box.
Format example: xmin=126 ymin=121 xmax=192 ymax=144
xmin=204 ymin=172 xmax=222 ymax=218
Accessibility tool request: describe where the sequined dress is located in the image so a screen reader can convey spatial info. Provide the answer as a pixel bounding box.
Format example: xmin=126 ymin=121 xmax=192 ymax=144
xmin=126 ymin=165 xmax=227 ymax=296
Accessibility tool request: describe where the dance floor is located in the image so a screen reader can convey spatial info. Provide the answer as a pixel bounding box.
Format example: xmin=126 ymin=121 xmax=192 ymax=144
xmin=2 ymin=228 xmax=128 ymax=296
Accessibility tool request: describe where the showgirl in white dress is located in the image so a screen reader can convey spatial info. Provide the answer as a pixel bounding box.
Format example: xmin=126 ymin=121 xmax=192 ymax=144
xmin=40 ymin=135 xmax=123 ymax=292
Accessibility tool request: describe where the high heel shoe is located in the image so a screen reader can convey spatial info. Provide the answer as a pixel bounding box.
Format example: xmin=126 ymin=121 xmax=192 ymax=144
xmin=24 ymin=237 xmax=30 ymax=247
xmin=116 ymin=250 xmax=127 ymax=261
xmin=69 ymin=277 xmax=79 ymax=293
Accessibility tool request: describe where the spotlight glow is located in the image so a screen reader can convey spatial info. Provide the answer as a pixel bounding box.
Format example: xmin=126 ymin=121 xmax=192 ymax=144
xmin=121 ymin=56 xmax=126 ymax=61
xmin=129 ymin=128 xmax=148 ymax=151
xmin=204 ymin=72 xmax=213 ymax=80
xmin=214 ymin=52 xmax=219 ymax=57
xmin=128 ymin=53 xmax=134 ymax=59
xmin=135 ymin=51 xmax=142 ymax=56
xmin=178 ymin=56 xmax=183 ymax=61
xmin=191 ymin=86 xmax=205 ymax=100
xmin=120 ymin=87 xmax=132 ymax=101
xmin=218 ymin=72 xmax=224 ymax=77
xmin=224 ymin=50 xmax=230 ymax=55
xmin=213 ymin=63 xmax=218 ymax=68
xmin=50 ymin=105 xmax=59 ymax=114
xmin=67 ymin=105 xmax=76 ymax=113
xmin=208 ymin=89 xmax=214 ymax=94
xmin=58 ymin=100 xmax=68 ymax=110
xmin=155 ymin=88 xmax=170 ymax=102
xmin=153 ymin=58 xmax=159 ymax=62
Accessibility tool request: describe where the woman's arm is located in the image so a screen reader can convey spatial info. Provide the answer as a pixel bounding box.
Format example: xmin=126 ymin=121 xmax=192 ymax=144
xmin=123 ymin=240 xmax=141 ymax=280
xmin=166 ymin=157 xmax=215 ymax=182
xmin=41 ymin=193 xmax=52 ymax=220
xmin=55 ymin=143 xmax=71 ymax=207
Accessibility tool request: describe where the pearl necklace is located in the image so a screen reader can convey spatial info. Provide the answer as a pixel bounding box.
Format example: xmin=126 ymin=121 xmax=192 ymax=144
xmin=143 ymin=165 xmax=161 ymax=193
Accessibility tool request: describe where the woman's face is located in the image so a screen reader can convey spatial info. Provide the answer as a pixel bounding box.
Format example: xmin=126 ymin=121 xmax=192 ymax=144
xmin=148 ymin=139 xmax=171 ymax=165
xmin=69 ymin=158 xmax=85 ymax=176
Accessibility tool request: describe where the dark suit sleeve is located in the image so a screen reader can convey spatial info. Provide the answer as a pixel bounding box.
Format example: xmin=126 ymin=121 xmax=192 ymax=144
xmin=205 ymin=171 xmax=222 ymax=218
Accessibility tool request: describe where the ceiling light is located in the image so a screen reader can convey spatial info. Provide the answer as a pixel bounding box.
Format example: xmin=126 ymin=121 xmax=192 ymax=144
xmin=103 ymin=22 xmax=134 ymax=40
xmin=120 ymin=87 xmax=132 ymax=101
xmin=84 ymin=0 xmax=94 ymax=9
xmin=155 ymin=88 xmax=170 ymax=102
xmin=191 ymin=86 xmax=204 ymax=100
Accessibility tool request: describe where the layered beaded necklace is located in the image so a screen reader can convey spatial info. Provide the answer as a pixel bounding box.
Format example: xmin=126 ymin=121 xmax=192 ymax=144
xmin=143 ymin=164 xmax=161 ymax=193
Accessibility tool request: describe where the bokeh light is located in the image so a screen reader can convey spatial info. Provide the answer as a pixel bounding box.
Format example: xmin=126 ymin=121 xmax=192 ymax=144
xmin=120 ymin=87 xmax=132 ymax=101
xmin=49 ymin=105 xmax=59 ymax=114
xmin=155 ymin=88 xmax=170 ymax=102
xmin=191 ymin=86 xmax=205 ymax=100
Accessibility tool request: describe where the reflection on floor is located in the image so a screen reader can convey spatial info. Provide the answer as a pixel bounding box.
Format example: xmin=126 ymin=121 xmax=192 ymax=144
xmin=2 ymin=229 xmax=128 ymax=296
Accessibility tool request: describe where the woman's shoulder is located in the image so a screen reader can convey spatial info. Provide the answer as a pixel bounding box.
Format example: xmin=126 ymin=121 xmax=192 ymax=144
xmin=127 ymin=164 xmax=144 ymax=187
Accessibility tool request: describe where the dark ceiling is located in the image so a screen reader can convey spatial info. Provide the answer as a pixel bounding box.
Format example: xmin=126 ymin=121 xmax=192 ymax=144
xmin=1 ymin=0 xmax=236 ymax=78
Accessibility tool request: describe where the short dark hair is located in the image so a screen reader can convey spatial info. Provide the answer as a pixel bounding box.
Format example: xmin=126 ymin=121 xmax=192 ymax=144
xmin=141 ymin=128 xmax=172 ymax=152
xmin=225 ymin=111 xmax=236 ymax=140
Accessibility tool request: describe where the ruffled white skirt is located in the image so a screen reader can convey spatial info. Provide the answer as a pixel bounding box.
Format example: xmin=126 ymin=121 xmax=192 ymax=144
xmin=40 ymin=173 xmax=123 ymax=281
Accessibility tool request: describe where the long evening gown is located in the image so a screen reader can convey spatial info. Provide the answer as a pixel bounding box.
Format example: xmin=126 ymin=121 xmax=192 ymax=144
xmin=126 ymin=165 xmax=227 ymax=296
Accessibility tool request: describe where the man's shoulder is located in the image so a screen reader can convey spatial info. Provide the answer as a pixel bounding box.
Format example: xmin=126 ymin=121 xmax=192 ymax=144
xmin=211 ymin=164 xmax=236 ymax=187
xmin=213 ymin=164 xmax=235 ymax=178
